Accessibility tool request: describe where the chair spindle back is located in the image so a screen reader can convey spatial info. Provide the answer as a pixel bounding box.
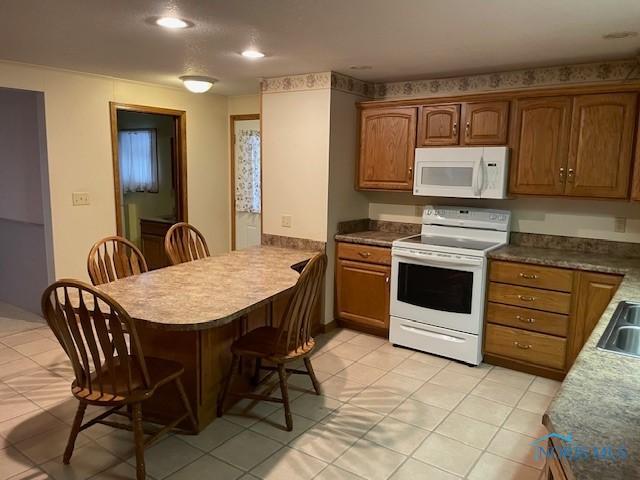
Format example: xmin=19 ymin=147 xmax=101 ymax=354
xmin=164 ymin=222 xmax=210 ymax=265
xmin=87 ymin=236 xmax=148 ymax=285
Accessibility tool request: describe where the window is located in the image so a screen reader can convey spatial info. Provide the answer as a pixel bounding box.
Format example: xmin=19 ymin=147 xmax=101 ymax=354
xmin=118 ymin=129 xmax=158 ymax=193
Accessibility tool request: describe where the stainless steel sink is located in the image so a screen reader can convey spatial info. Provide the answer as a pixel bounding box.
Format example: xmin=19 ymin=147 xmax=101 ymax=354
xmin=598 ymin=302 xmax=640 ymax=358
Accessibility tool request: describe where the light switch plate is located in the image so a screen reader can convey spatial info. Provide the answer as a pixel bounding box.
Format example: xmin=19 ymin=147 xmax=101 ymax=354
xmin=614 ymin=217 xmax=626 ymax=233
xmin=281 ymin=215 xmax=292 ymax=228
xmin=72 ymin=192 xmax=90 ymax=206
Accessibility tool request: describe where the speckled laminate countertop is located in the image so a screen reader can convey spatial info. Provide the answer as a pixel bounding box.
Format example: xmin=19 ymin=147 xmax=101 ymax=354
xmin=334 ymin=230 xmax=410 ymax=248
xmin=489 ymin=245 xmax=640 ymax=479
xmin=95 ymin=246 xmax=317 ymax=331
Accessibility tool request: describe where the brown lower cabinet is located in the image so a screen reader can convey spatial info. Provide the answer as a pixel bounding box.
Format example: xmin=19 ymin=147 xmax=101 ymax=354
xmin=484 ymin=260 xmax=621 ymax=379
xmin=140 ymin=219 xmax=173 ymax=270
xmin=335 ymin=242 xmax=391 ymax=336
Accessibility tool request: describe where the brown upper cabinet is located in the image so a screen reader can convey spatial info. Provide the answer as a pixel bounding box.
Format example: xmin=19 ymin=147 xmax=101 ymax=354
xmin=358 ymin=106 xmax=417 ymax=190
xmin=417 ymin=101 xmax=509 ymax=147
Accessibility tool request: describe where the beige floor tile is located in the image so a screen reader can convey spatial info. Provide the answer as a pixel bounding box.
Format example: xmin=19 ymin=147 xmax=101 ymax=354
xmin=0 ymin=383 xmax=16 ymax=402
xmin=290 ymin=425 xmax=358 ymax=462
xmin=391 ymin=358 xmax=442 ymax=381
xmin=5 ymin=466 xmax=50 ymax=480
xmin=503 ymin=408 xmax=547 ymax=439
xmin=364 ymin=417 xmax=429 ymax=455
xmin=250 ymin=411 xmax=315 ymax=444
xmin=334 ymin=363 xmax=386 ymax=386
xmin=412 ymin=433 xmax=482 ymax=477
xmin=389 ymin=398 xmax=448 ymax=431
xmin=0 ymin=332 xmax=47 ymax=349
xmin=128 ymin=437 xmax=203 ymax=479
xmin=30 ymin=350 xmax=69 ymax=370
xmin=314 ymin=464 xmax=362 ymax=480
xmin=0 ymin=394 xmax=40 ymax=424
xmin=517 ymin=391 xmax=554 ymax=415
xmin=485 ymin=367 xmax=535 ymax=390
xmin=319 ymin=376 xmax=365 ymax=402
xmin=528 ymin=377 xmax=562 ymax=396
xmin=324 ymin=329 xmax=359 ymax=344
xmin=223 ymin=397 xmax=282 ymax=427
xmin=471 ymin=379 xmax=526 ymax=406
xmin=487 ymin=429 xmax=546 ymax=469
xmin=166 ymin=454 xmax=242 ymax=480
xmin=319 ymin=403 xmax=383 ymax=437
xmin=375 ymin=343 xmax=413 ymax=358
xmin=468 ymin=452 xmax=540 ymax=480
xmin=441 ymin=361 xmax=492 ymax=379
xmin=372 ymin=372 xmax=424 ymax=397
xmin=328 ymin=343 xmax=371 ymax=362
xmin=410 ymin=383 xmax=466 ymax=410
xmin=346 ymin=334 xmax=386 ymax=350
xmin=287 ymin=368 xmax=331 ymax=394
xmin=408 ymin=351 xmax=451 ymax=368
xmin=0 ymin=349 xmax=24 ymax=367
xmin=212 ymin=430 xmax=281 ymax=471
xmin=435 ymin=412 xmax=499 ymax=449
xmin=95 ymin=429 xmax=138 ymax=461
xmin=41 ymin=443 xmax=120 ymax=480
xmin=13 ymin=340 xmax=60 ymax=358
xmin=23 ymin=379 xmax=72 ymax=410
xmin=91 ymin=461 xmax=151 ymax=480
xmin=358 ymin=351 xmax=405 ymax=371
xmin=348 ymin=386 xmax=405 ymax=415
xmin=390 ymin=458 xmax=460 ymax=480
xmin=0 ymin=358 xmax=42 ymax=382
xmin=0 ymin=446 xmax=33 ymax=479
xmin=0 ymin=410 xmax=67 ymax=447
xmin=454 ymin=394 xmax=513 ymax=426
xmin=334 ymin=439 xmax=406 ymax=480
xmin=290 ymin=393 xmax=342 ymax=421
xmin=4 ymin=368 xmax=65 ymax=395
xmin=428 ymin=370 xmax=481 ymax=394
xmin=311 ymin=353 xmax=353 ymax=375
xmin=251 ymin=446 xmax=326 ymax=480
xmin=14 ymin=422 xmax=89 ymax=465
xmin=178 ymin=417 xmax=243 ymax=452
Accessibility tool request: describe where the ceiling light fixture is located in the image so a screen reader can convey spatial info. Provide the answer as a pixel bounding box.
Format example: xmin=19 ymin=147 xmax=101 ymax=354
xmin=180 ymin=76 xmax=217 ymax=93
xmin=602 ymin=31 xmax=638 ymax=40
xmin=242 ymin=49 xmax=265 ymax=59
xmin=156 ymin=17 xmax=192 ymax=29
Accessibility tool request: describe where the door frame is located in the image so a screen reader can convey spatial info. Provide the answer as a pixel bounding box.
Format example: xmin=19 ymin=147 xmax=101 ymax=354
xmin=229 ymin=113 xmax=260 ymax=250
xmin=109 ymin=102 xmax=188 ymax=236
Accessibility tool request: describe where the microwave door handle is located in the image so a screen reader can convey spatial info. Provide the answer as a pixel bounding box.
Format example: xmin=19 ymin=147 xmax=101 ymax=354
xmin=477 ymin=156 xmax=485 ymax=196
xmin=472 ymin=156 xmax=483 ymax=196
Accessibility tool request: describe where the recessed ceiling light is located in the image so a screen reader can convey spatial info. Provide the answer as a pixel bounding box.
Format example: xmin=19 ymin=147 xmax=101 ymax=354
xmin=156 ymin=17 xmax=192 ymax=29
xmin=349 ymin=65 xmax=373 ymax=70
xmin=180 ymin=76 xmax=217 ymax=93
xmin=242 ymin=49 xmax=265 ymax=59
xmin=602 ymin=31 xmax=638 ymax=39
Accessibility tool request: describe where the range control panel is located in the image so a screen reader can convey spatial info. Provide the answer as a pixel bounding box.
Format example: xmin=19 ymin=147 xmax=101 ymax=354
xmin=422 ymin=206 xmax=511 ymax=231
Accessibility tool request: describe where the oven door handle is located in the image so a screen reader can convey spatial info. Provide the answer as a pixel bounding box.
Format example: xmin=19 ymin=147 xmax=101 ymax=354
xmin=393 ymin=250 xmax=482 ymax=267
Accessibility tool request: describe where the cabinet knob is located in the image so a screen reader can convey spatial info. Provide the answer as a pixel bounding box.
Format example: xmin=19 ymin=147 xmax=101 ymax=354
xmin=385 ymin=276 xmax=390 ymax=284
xmin=452 ymin=122 xmax=458 ymax=136
xmin=518 ymin=295 xmax=536 ymax=302
xmin=519 ymin=272 xmax=538 ymax=280
xmin=358 ymin=251 xmax=371 ymax=258
xmin=567 ymin=168 xmax=575 ymax=183
xmin=559 ymin=167 xmax=565 ymax=182
xmin=516 ymin=315 xmax=536 ymax=323
xmin=514 ymin=341 xmax=532 ymax=350
xmin=465 ymin=121 xmax=470 ymax=134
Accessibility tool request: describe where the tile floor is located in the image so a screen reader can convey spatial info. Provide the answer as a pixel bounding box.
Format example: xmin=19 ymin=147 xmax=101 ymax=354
xmin=0 ymin=301 xmax=558 ymax=480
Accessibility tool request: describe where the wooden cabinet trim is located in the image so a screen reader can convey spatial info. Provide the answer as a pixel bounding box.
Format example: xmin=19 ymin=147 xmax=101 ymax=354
xmin=490 ymin=260 xmax=574 ymax=292
xmin=488 ymin=282 xmax=572 ymax=315
xmin=337 ymin=242 xmax=391 ymax=266
xmin=487 ymin=302 xmax=569 ymax=337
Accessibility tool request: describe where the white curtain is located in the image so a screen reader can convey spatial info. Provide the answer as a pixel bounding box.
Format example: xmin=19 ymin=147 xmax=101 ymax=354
xmin=119 ymin=130 xmax=158 ymax=193
xmin=235 ymin=130 xmax=261 ymax=213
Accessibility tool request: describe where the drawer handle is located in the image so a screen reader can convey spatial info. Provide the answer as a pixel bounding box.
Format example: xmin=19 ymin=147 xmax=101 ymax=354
xmin=519 ymin=273 xmax=538 ymax=280
xmin=358 ymin=251 xmax=372 ymax=258
xmin=514 ymin=341 xmax=532 ymax=350
xmin=516 ymin=315 xmax=536 ymax=324
xmin=518 ymin=295 xmax=536 ymax=302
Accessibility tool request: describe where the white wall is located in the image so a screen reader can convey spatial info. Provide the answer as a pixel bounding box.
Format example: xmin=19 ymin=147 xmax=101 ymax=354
xmin=262 ymin=89 xmax=331 ymax=242
xmin=0 ymin=61 xmax=230 ymax=280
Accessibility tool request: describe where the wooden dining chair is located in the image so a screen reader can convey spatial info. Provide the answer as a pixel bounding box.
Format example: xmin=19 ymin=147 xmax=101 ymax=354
xmin=87 ymin=236 xmax=148 ymax=285
xmin=41 ymin=279 xmax=196 ymax=480
xmin=164 ymin=222 xmax=210 ymax=265
xmin=217 ymin=252 xmax=327 ymax=431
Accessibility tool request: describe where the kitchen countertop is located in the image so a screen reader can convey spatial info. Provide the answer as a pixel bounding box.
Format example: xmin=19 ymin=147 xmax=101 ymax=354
xmin=334 ymin=230 xmax=410 ymax=248
xmin=489 ymin=245 xmax=640 ymax=479
xmin=95 ymin=246 xmax=317 ymax=331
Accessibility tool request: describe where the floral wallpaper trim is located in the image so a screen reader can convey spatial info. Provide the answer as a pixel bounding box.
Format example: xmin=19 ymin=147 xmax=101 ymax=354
xmin=261 ymin=71 xmax=375 ymax=97
xmin=376 ymin=59 xmax=638 ymax=99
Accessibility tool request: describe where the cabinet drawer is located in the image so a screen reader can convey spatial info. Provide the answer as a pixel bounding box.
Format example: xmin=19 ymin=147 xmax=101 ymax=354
xmin=487 ymin=302 xmax=569 ymax=337
xmin=337 ymin=242 xmax=391 ymax=265
xmin=490 ymin=261 xmax=574 ymax=292
xmin=488 ymin=282 xmax=572 ymax=314
xmin=485 ymin=324 xmax=566 ymax=370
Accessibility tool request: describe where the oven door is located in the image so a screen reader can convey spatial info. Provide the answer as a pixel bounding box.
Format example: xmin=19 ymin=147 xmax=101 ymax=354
xmin=390 ymin=248 xmax=485 ymax=335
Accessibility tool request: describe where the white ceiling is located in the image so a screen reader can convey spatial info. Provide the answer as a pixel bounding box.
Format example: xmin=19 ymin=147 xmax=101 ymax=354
xmin=1 ymin=0 xmax=639 ymax=95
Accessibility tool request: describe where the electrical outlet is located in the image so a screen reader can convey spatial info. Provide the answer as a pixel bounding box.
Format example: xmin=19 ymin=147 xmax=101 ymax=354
xmin=281 ymin=215 xmax=292 ymax=228
xmin=614 ymin=217 xmax=626 ymax=233
xmin=72 ymin=192 xmax=90 ymax=206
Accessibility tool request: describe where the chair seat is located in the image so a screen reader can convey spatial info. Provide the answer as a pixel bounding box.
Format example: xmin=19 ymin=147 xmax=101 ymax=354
xmin=231 ymin=326 xmax=315 ymax=361
xmin=71 ymin=356 xmax=184 ymax=405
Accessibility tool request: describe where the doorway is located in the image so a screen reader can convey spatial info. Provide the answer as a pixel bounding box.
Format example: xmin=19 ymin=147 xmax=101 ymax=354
xmin=109 ymin=103 xmax=187 ymax=269
xmin=230 ymin=114 xmax=261 ymax=250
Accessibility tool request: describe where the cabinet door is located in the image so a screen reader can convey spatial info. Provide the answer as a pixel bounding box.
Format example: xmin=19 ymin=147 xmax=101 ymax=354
xmin=141 ymin=234 xmax=171 ymax=270
xmin=567 ymin=271 xmax=621 ymax=367
xmin=462 ymin=101 xmax=509 ymax=145
xmin=358 ymin=107 xmax=417 ymax=190
xmin=417 ymin=105 xmax=460 ymax=146
xmin=510 ymin=96 xmax=572 ymax=195
xmin=566 ymin=93 xmax=637 ymax=198
xmin=336 ymin=259 xmax=390 ymax=331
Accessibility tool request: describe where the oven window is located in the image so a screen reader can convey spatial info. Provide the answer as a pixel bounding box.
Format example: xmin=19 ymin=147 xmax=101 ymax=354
xmin=397 ymin=263 xmax=473 ymax=314
xmin=421 ymin=166 xmax=473 ymax=187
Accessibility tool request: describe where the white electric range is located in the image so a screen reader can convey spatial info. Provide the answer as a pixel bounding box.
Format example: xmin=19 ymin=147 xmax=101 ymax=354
xmin=389 ymin=206 xmax=511 ymax=365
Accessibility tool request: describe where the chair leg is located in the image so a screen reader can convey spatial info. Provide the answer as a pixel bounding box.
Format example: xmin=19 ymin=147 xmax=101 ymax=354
xmin=131 ymin=402 xmax=146 ymax=480
xmin=63 ymin=401 xmax=87 ymax=464
xmin=277 ymin=363 xmax=293 ymax=432
xmin=251 ymin=358 xmax=262 ymax=386
xmin=304 ymin=357 xmax=322 ymax=395
xmin=175 ymin=377 xmax=197 ymax=432
xmin=217 ymin=353 xmax=239 ymax=417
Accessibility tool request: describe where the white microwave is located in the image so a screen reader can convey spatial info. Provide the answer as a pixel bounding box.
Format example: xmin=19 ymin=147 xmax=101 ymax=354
xmin=413 ymin=146 xmax=509 ymax=199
